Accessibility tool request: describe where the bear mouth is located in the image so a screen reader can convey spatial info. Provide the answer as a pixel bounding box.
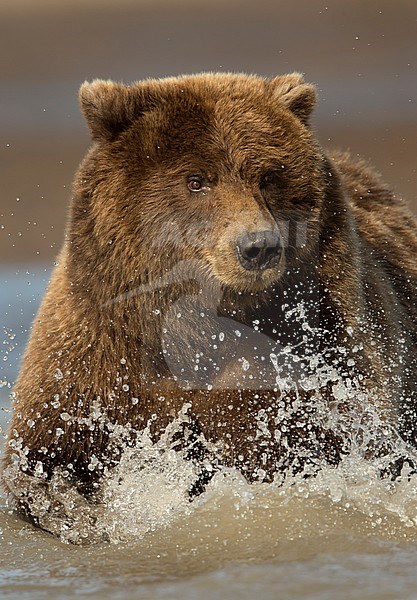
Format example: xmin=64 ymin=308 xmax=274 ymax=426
xmin=238 ymin=259 xmax=286 ymax=292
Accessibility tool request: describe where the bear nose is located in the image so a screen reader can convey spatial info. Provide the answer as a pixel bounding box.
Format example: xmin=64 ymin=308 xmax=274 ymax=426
xmin=236 ymin=230 xmax=282 ymax=271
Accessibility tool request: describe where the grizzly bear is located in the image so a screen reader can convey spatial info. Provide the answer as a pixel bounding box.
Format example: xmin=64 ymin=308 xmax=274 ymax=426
xmin=3 ymin=72 xmax=417 ymax=525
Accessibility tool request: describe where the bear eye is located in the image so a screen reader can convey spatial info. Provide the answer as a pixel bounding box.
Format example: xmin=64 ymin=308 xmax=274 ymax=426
xmin=259 ymin=168 xmax=282 ymax=190
xmin=187 ymin=174 xmax=205 ymax=193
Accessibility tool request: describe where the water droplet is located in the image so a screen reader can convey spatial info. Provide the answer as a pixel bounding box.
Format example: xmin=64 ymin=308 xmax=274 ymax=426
xmin=51 ymin=394 xmax=60 ymax=409
xmin=54 ymin=368 xmax=63 ymax=380
xmin=34 ymin=461 xmax=44 ymax=477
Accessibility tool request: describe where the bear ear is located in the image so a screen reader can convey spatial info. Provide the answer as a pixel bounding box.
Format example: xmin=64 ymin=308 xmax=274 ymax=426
xmin=79 ymin=79 xmax=139 ymax=141
xmin=269 ymin=73 xmax=317 ymax=125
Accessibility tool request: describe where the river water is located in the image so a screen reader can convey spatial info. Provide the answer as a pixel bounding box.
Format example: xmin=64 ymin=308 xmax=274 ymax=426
xmin=3 ymin=267 xmax=417 ymax=599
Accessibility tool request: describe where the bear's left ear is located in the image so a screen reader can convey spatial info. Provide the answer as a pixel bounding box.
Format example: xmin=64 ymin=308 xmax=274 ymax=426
xmin=79 ymin=79 xmax=139 ymax=141
xmin=268 ymin=73 xmax=317 ymax=125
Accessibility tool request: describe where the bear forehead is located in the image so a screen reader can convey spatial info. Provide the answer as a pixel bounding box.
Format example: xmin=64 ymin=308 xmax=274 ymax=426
xmin=130 ymin=102 xmax=288 ymax=177
xmin=139 ymin=91 xmax=277 ymax=146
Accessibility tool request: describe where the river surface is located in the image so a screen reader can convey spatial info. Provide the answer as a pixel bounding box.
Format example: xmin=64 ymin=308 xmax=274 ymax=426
xmin=3 ymin=266 xmax=417 ymax=599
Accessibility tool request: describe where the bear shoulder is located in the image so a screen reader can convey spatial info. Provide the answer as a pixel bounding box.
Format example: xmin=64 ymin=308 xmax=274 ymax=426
xmin=330 ymin=150 xmax=417 ymax=277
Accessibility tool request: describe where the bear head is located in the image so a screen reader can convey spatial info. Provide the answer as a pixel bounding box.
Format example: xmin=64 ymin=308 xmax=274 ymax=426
xmin=72 ymin=73 xmax=327 ymax=306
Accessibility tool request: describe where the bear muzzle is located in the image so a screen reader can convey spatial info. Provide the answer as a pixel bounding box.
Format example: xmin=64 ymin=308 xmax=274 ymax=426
xmin=236 ymin=229 xmax=282 ymax=271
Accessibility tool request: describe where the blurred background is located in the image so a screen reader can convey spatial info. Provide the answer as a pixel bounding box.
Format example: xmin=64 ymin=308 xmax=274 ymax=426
xmin=1 ymin=0 xmax=416 ymax=409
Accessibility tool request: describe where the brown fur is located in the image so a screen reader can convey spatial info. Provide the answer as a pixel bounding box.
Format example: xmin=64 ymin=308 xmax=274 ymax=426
xmin=3 ymin=73 xmax=417 ymax=516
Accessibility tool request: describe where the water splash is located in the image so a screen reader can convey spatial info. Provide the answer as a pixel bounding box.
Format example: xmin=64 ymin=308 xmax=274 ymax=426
xmin=3 ymin=303 xmax=417 ymax=546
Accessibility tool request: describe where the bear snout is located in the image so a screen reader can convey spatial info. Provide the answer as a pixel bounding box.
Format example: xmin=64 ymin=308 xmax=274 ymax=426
xmin=236 ymin=229 xmax=282 ymax=271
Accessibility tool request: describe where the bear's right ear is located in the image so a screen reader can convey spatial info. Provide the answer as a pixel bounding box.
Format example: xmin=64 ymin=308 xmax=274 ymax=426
xmin=79 ymin=79 xmax=139 ymax=142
